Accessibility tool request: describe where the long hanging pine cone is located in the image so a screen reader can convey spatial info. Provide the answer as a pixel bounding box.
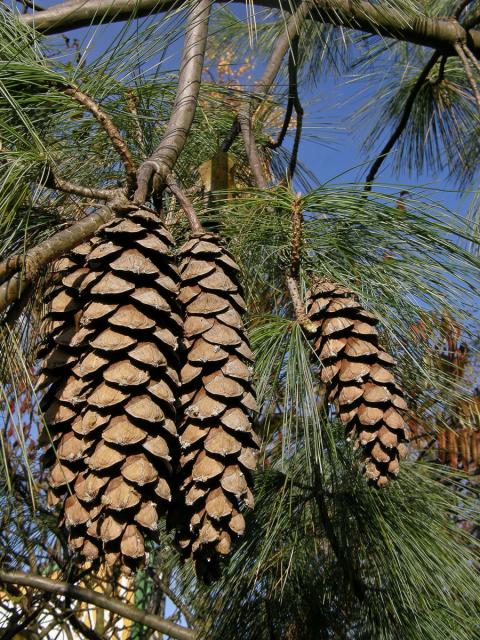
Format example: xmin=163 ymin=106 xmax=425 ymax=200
xmin=306 ymin=278 xmax=410 ymax=487
xmin=39 ymin=208 xmax=181 ymax=572
xmin=175 ymin=231 xmax=259 ymax=579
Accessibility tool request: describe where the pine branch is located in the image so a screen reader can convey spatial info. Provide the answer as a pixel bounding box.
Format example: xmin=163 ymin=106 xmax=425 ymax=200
xmin=21 ymin=0 xmax=479 ymax=56
xmin=0 ymin=571 xmax=195 ymax=640
xmin=453 ymin=0 xmax=474 ymax=19
xmin=454 ymin=42 xmax=480 ymax=112
xmin=134 ymin=0 xmax=211 ymax=204
xmin=462 ymin=40 xmax=480 ymax=74
xmin=62 ymin=86 xmax=136 ymax=191
xmin=287 ymin=36 xmax=303 ymax=182
xmin=265 ymin=36 xmax=300 ymax=152
xmin=237 ymin=107 xmax=267 ymax=189
xmin=148 ymin=570 xmax=196 ymax=630
xmin=364 ymin=51 xmax=441 ymax=190
xmin=47 ymin=172 xmax=119 ymax=201
xmin=220 ymin=1 xmax=311 ymax=153
xmin=0 ymin=198 xmax=134 ymax=315
xmin=165 ymin=174 xmax=203 ymax=232
xmin=286 ymin=193 xmax=316 ymax=332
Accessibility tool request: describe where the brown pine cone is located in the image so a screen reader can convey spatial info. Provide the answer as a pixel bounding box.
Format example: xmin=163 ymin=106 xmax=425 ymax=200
xmin=306 ymin=278 xmax=409 ymax=487
xmin=175 ymin=232 xmax=259 ymax=579
xmin=39 ymin=209 xmax=181 ymax=572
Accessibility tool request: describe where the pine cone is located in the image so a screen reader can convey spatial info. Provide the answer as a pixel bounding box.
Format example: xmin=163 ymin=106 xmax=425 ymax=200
xmin=306 ymin=278 xmax=409 ymax=487
xmin=39 ymin=209 xmax=181 ymax=572
xmin=175 ymin=232 xmax=259 ymax=579
xmin=38 ymin=240 xmax=95 ymax=502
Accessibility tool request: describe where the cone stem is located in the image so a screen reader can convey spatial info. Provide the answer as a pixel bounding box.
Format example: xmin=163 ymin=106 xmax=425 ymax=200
xmin=165 ymin=175 xmax=204 ymax=233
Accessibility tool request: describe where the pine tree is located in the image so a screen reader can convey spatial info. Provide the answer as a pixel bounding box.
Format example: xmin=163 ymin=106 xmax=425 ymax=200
xmin=1 ymin=1 xmax=480 ymax=638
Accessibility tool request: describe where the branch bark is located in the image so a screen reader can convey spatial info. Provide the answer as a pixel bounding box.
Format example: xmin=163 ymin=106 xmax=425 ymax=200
xmin=134 ymin=0 xmax=211 ymax=204
xmin=0 ymin=571 xmax=195 ymax=640
xmin=22 ymin=0 xmax=480 ymax=55
xmin=0 ymin=203 xmax=128 ymax=315
xmin=48 ymin=173 xmax=119 ymax=201
xmin=237 ymin=108 xmax=268 ymax=189
xmin=165 ymin=174 xmax=203 ymax=232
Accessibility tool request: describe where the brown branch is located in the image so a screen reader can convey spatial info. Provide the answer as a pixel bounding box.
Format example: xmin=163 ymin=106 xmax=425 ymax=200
xmin=18 ymin=0 xmax=45 ymax=10
xmin=0 ymin=199 xmax=132 ymax=315
xmin=454 ymin=42 xmax=480 ymax=112
xmin=149 ymin=572 xmax=196 ymax=630
xmin=125 ymin=88 xmax=146 ymax=152
xmin=134 ymin=0 xmax=211 ymax=204
xmin=289 ymin=192 xmax=302 ymax=281
xmin=462 ymin=40 xmax=480 ymax=73
xmin=286 ymin=193 xmax=316 ymax=332
xmin=48 ymin=172 xmax=119 ymax=201
xmin=62 ymin=86 xmax=136 ymax=190
xmin=0 ymin=571 xmax=195 ymax=640
xmin=165 ymin=175 xmax=203 ymax=233
xmin=266 ymin=35 xmax=300 ymax=151
xmin=364 ymin=50 xmax=441 ymax=190
xmin=22 ymin=0 xmax=479 ymax=55
xmin=220 ymin=0 xmax=312 ymax=153
xmin=453 ymin=0 xmax=474 ymax=19
xmin=237 ymin=107 xmax=267 ymax=189
xmin=287 ymin=36 xmax=303 ymax=182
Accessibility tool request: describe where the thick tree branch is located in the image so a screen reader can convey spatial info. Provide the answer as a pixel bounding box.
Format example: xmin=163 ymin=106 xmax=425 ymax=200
xmin=62 ymin=86 xmax=136 ymax=190
xmin=134 ymin=0 xmax=211 ymax=204
xmin=22 ymin=0 xmax=480 ymax=55
xmin=0 ymin=571 xmax=195 ymax=640
xmin=0 ymin=201 xmax=131 ymax=315
xmin=364 ymin=50 xmax=441 ymax=190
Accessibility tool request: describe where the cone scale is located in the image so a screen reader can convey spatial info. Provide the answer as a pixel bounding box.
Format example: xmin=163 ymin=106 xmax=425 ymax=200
xmin=175 ymin=232 xmax=259 ymax=579
xmin=306 ymin=278 xmax=410 ymax=487
xmin=39 ymin=209 xmax=181 ymax=572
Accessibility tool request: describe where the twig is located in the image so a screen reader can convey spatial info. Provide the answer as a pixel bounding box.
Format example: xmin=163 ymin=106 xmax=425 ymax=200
xmin=134 ymin=0 xmax=211 ymax=204
xmin=462 ymin=41 xmax=480 ymax=74
xmin=220 ymin=0 xmax=312 ymax=153
xmin=452 ymin=0 xmax=474 ymax=19
xmin=165 ymin=175 xmax=203 ymax=233
xmin=286 ymin=193 xmax=316 ymax=332
xmin=265 ymin=35 xmax=299 ymax=151
xmin=289 ymin=192 xmax=302 ymax=282
xmin=432 ymin=54 xmax=448 ymax=84
xmin=237 ymin=107 xmax=267 ymax=189
xmin=125 ymin=88 xmax=146 ymax=152
xmin=454 ymin=42 xmax=480 ymax=112
xmin=0 ymin=571 xmax=194 ymax=640
xmin=62 ymin=86 xmax=136 ymax=191
xmin=287 ymin=36 xmax=303 ymax=182
xmin=148 ymin=571 xmax=196 ymax=630
xmin=364 ymin=51 xmax=441 ymax=191
xmin=18 ymin=0 xmax=45 ymax=10
xmin=47 ymin=172 xmax=119 ymax=201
